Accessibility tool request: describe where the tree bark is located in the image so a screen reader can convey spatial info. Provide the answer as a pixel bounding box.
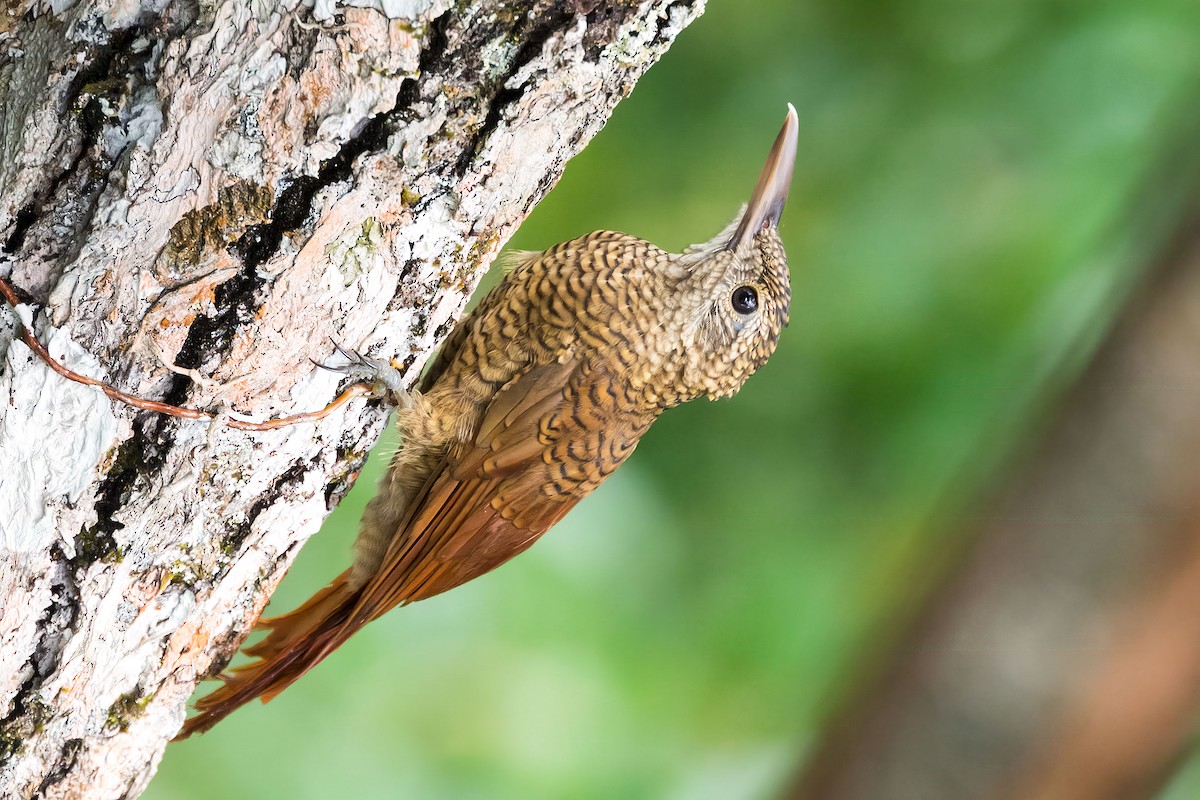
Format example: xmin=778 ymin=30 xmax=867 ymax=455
xmin=0 ymin=1 xmax=703 ymax=796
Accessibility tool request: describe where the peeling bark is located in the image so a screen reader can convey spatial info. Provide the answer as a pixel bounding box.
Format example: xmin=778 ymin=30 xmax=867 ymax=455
xmin=0 ymin=1 xmax=703 ymax=796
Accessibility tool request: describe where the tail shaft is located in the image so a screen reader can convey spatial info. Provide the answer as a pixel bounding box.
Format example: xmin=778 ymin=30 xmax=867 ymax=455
xmin=176 ymin=571 xmax=361 ymax=739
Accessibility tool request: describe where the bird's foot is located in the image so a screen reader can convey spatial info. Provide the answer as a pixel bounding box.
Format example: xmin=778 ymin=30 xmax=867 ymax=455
xmin=316 ymin=341 xmax=412 ymax=409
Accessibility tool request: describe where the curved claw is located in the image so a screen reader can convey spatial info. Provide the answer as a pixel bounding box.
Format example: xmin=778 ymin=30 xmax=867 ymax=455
xmin=316 ymin=341 xmax=412 ymax=408
xmin=331 ymin=340 xmax=361 ymax=364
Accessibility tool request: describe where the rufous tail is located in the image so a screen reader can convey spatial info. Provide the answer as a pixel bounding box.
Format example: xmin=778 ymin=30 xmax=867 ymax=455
xmin=175 ymin=570 xmax=363 ymax=739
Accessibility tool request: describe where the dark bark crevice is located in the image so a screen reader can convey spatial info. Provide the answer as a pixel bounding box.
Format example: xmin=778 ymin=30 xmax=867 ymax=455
xmin=454 ymin=5 xmax=576 ymax=176
xmin=167 ymin=9 xmax=455 ymax=388
xmin=220 ymin=459 xmax=311 ymax=557
xmin=0 ymin=566 xmax=78 ymax=769
xmin=5 ymin=22 xmax=156 ymax=298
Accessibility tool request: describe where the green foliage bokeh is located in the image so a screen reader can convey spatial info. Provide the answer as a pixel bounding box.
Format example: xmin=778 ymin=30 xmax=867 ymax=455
xmin=151 ymin=1 xmax=1200 ymax=797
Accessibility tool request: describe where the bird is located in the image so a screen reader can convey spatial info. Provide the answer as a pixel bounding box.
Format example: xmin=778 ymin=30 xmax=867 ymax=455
xmin=177 ymin=104 xmax=799 ymax=738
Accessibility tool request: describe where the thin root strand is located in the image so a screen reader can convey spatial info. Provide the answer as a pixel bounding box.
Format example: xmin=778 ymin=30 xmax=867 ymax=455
xmin=0 ymin=276 xmax=375 ymax=431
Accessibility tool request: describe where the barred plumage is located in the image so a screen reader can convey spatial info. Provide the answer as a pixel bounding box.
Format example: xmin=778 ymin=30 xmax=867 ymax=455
xmin=179 ymin=106 xmax=799 ymax=738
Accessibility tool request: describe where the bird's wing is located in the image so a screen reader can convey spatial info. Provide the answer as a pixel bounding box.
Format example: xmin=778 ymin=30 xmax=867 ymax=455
xmin=347 ymin=354 xmax=654 ymax=623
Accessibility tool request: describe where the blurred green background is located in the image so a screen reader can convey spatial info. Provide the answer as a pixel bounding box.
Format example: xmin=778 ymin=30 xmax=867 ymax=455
xmin=150 ymin=0 xmax=1200 ymax=797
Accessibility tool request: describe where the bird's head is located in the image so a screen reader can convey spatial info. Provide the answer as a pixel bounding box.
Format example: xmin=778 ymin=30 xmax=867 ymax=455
xmin=669 ymin=104 xmax=798 ymax=400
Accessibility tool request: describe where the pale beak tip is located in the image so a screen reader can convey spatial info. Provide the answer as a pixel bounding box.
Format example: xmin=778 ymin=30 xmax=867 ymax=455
xmin=782 ymin=103 xmax=799 ymax=161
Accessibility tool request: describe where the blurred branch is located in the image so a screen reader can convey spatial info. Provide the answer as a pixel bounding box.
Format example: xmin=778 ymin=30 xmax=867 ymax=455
xmin=789 ymin=104 xmax=1200 ymax=799
xmin=1013 ymin=516 xmax=1200 ymax=800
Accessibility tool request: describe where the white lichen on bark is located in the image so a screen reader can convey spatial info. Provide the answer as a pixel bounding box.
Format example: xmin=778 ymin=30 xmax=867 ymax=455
xmin=0 ymin=0 xmax=704 ymax=796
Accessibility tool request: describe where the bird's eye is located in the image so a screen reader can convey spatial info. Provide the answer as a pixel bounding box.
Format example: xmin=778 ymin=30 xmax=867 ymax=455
xmin=731 ymin=285 xmax=758 ymax=315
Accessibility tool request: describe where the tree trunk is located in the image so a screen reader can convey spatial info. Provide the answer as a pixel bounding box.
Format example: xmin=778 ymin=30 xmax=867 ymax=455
xmin=0 ymin=1 xmax=702 ymax=796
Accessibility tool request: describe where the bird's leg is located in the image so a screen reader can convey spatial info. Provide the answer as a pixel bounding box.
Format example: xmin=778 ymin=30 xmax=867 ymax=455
xmin=314 ymin=341 xmax=413 ymax=409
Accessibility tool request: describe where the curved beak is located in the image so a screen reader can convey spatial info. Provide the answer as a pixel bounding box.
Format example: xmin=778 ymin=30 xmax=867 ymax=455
xmin=728 ymin=103 xmax=799 ymax=251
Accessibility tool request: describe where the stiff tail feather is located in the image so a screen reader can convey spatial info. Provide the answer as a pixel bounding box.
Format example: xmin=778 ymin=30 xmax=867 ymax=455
xmin=175 ymin=570 xmax=362 ymax=739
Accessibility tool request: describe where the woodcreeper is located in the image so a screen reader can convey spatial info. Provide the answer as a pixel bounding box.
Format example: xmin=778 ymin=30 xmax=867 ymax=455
xmin=179 ymin=105 xmax=799 ymax=737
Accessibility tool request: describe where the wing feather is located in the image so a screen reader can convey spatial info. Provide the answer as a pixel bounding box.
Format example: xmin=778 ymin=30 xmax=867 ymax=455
xmin=346 ymin=354 xmax=654 ymax=624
